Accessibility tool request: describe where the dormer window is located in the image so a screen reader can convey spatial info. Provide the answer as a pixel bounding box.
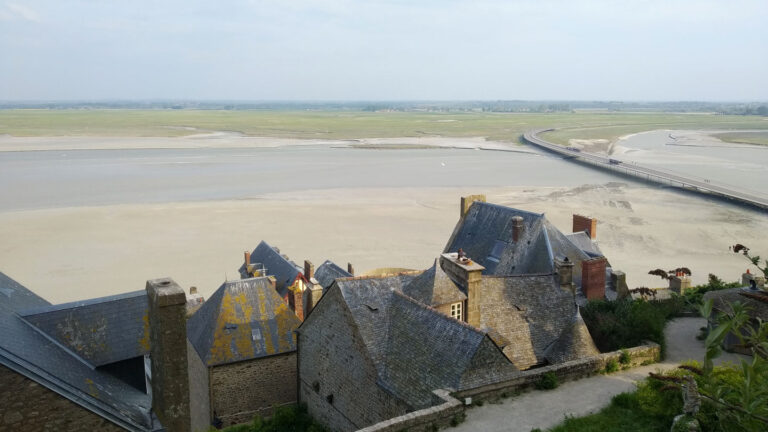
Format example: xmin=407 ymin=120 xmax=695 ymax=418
xmin=451 ymin=302 xmax=463 ymax=321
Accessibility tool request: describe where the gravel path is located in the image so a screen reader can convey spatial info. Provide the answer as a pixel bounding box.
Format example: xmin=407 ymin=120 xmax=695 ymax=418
xmin=450 ymin=318 xmax=748 ymax=432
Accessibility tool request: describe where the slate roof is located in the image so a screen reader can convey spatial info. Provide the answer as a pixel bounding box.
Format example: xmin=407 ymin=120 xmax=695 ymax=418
xmin=474 ymin=274 xmax=597 ymax=369
xmin=543 ymin=309 xmax=600 ymax=364
xmin=187 ymin=277 xmax=301 ymax=367
xmin=20 ymin=291 xmax=149 ymax=367
xmin=0 ymin=272 xmax=157 ymax=431
xmin=565 ymin=231 xmax=605 ymax=258
xmin=314 ymin=260 xmax=352 ymax=290
xmin=330 ymin=276 xmax=516 ymax=409
xmin=239 ymin=241 xmax=303 ymax=297
xmin=443 ymin=203 xmax=553 ymax=275
xmin=703 ymin=287 xmax=768 ymax=321
xmin=401 ymin=259 xmax=466 ymax=306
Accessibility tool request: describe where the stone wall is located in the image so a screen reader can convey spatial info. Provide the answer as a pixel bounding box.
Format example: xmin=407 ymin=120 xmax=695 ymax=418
xmin=0 ymin=365 xmax=125 ymax=432
xmin=210 ymin=352 xmax=297 ymax=427
xmin=187 ymin=341 xmax=210 ymax=432
xmin=351 ymin=342 xmax=660 ymax=432
xmin=298 ymin=288 xmax=410 ymax=432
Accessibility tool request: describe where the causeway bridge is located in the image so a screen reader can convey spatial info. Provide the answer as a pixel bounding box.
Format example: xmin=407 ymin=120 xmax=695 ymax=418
xmin=522 ymin=129 xmax=768 ymax=211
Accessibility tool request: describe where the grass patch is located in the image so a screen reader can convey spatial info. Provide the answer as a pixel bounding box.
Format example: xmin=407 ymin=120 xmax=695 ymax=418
xmin=712 ymin=131 xmax=768 ymax=146
xmin=548 ymin=391 xmax=672 ymax=432
xmin=534 ymin=372 xmax=559 ymax=390
xmin=219 ymin=404 xmax=327 ymax=432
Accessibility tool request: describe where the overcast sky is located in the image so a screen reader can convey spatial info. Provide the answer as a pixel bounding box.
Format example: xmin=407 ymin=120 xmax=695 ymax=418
xmin=1 ymin=0 xmax=766 ymax=101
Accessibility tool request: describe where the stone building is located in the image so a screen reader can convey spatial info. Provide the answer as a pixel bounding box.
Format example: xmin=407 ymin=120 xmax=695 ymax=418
xmin=240 ymin=241 xmax=314 ymax=320
xmin=186 ymin=277 xmax=301 ymax=427
xmin=0 ymin=271 xmax=192 ymax=431
xmin=297 ymin=196 xmax=604 ymax=431
xmin=445 ymin=195 xmax=613 ymax=301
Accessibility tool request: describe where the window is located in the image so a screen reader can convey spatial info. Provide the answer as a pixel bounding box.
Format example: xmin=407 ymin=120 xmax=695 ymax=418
xmin=450 ymin=302 xmax=463 ymax=321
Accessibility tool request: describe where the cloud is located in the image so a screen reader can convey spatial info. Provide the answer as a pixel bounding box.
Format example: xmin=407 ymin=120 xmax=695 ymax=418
xmin=2 ymin=2 xmax=40 ymax=22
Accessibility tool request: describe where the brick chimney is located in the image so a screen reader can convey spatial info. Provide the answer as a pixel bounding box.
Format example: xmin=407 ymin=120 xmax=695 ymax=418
xmin=146 ymin=278 xmax=191 ymax=432
xmin=304 ymin=260 xmax=314 ymax=280
xmin=244 ymin=250 xmax=251 ymax=266
xmin=347 ymin=262 xmax=355 ymax=276
xmin=511 ymin=216 xmax=524 ymax=242
xmin=440 ymin=252 xmax=485 ymax=327
xmin=573 ymin=214 xmax=597 ymax=239
xmin=460 ymin=194 xmax=486 ymax=218
xmin=292 ymin=285 xmax=305 ymax=321
xmin=581 ymin=257 xmax=607 ymax=300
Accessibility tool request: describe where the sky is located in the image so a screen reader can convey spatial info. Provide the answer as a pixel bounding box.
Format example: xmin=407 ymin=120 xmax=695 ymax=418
xmin=1 ymin=0 xmax=766 ymax=101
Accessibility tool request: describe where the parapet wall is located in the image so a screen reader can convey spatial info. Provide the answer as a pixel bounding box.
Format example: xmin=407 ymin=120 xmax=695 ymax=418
xmin=357 ymin=343 xmax=660 ymax=432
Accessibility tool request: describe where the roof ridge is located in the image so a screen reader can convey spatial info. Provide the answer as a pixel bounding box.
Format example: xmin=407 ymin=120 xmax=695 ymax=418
xmin=337 ymin=270 xmax=424 ymax=282
xmin=18 ymin=290 xmax=145 ymax=316
xmin=475 ymin=201 xmax=544 ymax=218
xmin=482 ymin=272 xmax=556 ymax=278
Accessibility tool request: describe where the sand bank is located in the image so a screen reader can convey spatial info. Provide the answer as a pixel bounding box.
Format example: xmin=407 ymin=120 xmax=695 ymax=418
xmin=1 ymin=184 xmax=765 ymax=304
xmin=0 ymin=134 xmax=524 ymax=152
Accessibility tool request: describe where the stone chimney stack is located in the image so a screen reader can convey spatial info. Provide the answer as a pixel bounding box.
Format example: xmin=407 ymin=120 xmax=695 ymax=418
xmin=573 ymin=214 xmax=597 ymax=239
xmin=669 ymin=274 xmax=692 ymax=295
xmin=347 ymin=262 xmax=355 ymax=276
xmin=267 ymin=275 xmax=277 ymax=291
xmin=460 ymin=194 xmax=486 ymax=218
xmin=146 ymin=278 xmax=191 ymax=432
xmin=581 ymin=257 xmax=607 ymax=300
xmin=244 ymin=251 xmax=251 ymax=266
xmin=511 ymin=216 xmax=524 ymax=242
xmin=440 ymin=252 xmax=485 ymax=327
xmin=304 ymin=260 xmax=314 ymax=280
xmin=554 ymin=257 xmax=574 ymax=294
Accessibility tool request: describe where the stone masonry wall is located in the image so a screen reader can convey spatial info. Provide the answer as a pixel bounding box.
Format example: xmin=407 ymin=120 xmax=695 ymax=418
xmin=0 ymin=365 xmax=125 ymax=432
xmin=211 ymin=352 xmax=297 ymax=427
xmin=355 ymin=342 xmax=660 ymax=432
xmin=298 ymin=288 xmax=410 ymax=432
xmin=187 ymin=341 xmax=210 ymax=432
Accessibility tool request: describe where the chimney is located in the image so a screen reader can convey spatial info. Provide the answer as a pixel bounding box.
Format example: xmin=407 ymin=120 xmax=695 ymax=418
xmin=189 ymin=286 xmax=197 ymax=295
xmin=611 ymin=270 xmax=630 ymax=299
xmin=669 ymin=274 xmax=691 ymax=295
xmin=440 ymin=253 xmax=485 ymax=327
xmin=554 ymin=257 xmax=574 ymax=294
xmin=573 ymin=214 xmax=597 ymax=239
xmin=303 ymin=279 xmax=323 ymax=316
xmin=511 ymin=216 xmax=524 ymax=242
xmin=460 ymin=194 xmax=486 ymax=218
xmin=267 ymin=275 xmax=277 ymax=291
xmin=581 ymin=257 xmax=607 ymax=300
xmin=347 ymin=262 xmax=355 ymax=276
xmin=304 ymin=260 xmax=314 ymax=280
xmin=293 ymin=286 xmax=305 ymax=321
xmin=146 ymin=278 xmax=191 ymax=432
xmin=244 ymin=251 xmax=251 ymax=266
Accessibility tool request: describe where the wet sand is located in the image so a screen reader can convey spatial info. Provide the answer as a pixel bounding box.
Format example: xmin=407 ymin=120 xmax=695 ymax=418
xmin=1 ymin=184 xmax=766 ymax=304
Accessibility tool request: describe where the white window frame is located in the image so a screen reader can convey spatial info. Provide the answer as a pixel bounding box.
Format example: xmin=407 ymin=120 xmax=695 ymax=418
xmin=450 ymin=302 xmax=463 ymax=321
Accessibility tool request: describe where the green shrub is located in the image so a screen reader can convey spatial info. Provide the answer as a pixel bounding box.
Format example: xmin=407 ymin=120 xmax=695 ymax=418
xmin=581 ymin=298 xmax=669 ymax=354
xmin=604 ymin=358 xmax=619 ymax=373
xmin=535 ymin=372 xmax=558 ymax=390
xmin=618 ymin=349 xmax=631 ymax=365
xmin=221 ymin=404 xmax=328 ymax=432
xmin=450 ymin=412 xmax=467 ymax=426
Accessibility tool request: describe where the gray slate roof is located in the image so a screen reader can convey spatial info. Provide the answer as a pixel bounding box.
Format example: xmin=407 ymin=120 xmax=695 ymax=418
xmin=331 ymin=276 xmax=516 ymax=409
xmin=20 ymin=291 xmax=149 ymax=367
xmin=187 ymin=277 xmax=301 ymax=366
xmin=565 ymin=232 xmax=605 ymax=258
xmin=401 ymin=259 xmax=466 ymax=306
xmin=0 ymin=272 xmax=156 ymax=431
xmin=314 ymin=260 xmax=352 ymax=290
xmin=703 ymin=287 xmax=768 ymax=321
xmin=443 ymin=203 xmax=553 ymax=275
xmin=239 ymin=241 xmax=303 ymax=297
xmin=474 ymin=274 xmax=598 ymax=369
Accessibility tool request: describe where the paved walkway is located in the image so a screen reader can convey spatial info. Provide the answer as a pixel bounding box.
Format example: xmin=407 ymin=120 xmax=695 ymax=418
xmin=451 ymin=318 xmax=748 ymax=432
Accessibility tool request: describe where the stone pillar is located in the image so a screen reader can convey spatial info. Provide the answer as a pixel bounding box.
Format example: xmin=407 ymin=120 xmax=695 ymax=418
xmin=460 ymin=194 xmax=486 ymax=218
xmin=611 ymin=270 xmax=630 ymax=299
xmin=581 ymin=257 xmax=607 ymax=300
xmin=573 ymin=214 xmax=597 ymax=239
xmin=440 ymin=253 xmax=485 ymax=328
xmin=146 ymin=278 xmax=191 ymax=432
